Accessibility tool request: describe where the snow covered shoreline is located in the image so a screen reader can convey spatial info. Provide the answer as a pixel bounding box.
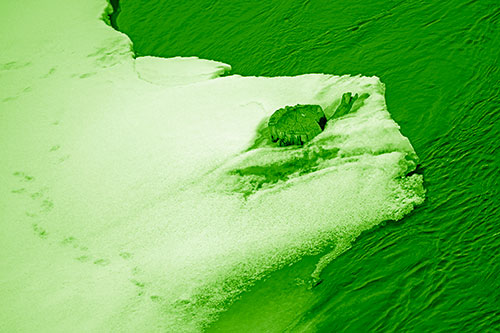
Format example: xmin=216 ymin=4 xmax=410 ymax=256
xmin=0 ymin=1 xmax=424 ymax=331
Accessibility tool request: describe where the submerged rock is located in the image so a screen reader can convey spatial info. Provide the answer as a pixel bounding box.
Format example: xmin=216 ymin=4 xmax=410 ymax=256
xmin=268 ymin=92 xmax=359 ymax=146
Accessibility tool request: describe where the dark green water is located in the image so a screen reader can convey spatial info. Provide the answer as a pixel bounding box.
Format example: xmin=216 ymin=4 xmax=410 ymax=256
xmin=115 ymin=0 xmax=499 ymax=331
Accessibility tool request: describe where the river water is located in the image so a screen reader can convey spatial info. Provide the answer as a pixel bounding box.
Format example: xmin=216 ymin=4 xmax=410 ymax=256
xmin=114 ymin=0 xmax=499 ymax=331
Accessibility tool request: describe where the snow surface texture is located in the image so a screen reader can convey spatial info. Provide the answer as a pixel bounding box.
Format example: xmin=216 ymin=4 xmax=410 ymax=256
xmin=134 ymin=56 xmax=232 ymax=86
xmin=0 ymin=0 xmax=424 ymax=331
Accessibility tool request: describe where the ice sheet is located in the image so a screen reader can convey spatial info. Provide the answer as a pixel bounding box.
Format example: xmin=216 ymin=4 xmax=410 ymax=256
xmin=0 ymin=0 xmax=424 ymax=331
xmin=134 ymin=56 xmax=231 ymax=86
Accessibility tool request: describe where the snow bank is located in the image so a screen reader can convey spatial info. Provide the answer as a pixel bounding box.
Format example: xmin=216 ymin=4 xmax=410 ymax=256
xmin=135 ymin=56 xmax=231 ymax=86
xmin=0 ymin=0 xmax=424 ymax=331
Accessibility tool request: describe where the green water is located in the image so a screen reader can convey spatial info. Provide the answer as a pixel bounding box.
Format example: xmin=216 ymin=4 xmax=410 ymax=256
xmin=115 ymin=0 xmax=499 ymax=331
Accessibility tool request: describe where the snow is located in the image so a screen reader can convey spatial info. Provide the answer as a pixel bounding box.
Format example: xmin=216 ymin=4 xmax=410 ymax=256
xmin=0 ymin=0 xmax=424 ymax=331
xmin=134 ymin=56 xmax=231 ymax=86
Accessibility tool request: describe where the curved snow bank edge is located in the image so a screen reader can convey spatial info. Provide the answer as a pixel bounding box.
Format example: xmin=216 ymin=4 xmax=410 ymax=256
xmin=100 ymin=1 xmax=232 ymax=87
